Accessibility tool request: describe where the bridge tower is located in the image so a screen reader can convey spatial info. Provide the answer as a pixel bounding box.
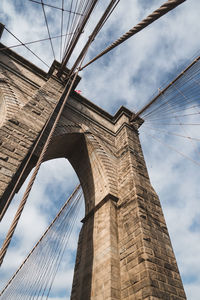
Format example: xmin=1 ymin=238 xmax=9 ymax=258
xmin=0 ymin=46 xmax=186 ymax=299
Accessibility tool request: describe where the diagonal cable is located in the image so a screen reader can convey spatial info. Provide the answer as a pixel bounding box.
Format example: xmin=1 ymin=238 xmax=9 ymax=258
xmin=0 ymin=33 xmax=74 ymax=52
xmin=79 ymin=0 xmax=186 ymax=72
xmin=29 ymin=0 xmax=83 ymax=15
xmin=4 ymin=27 xmax=50 ymax=68
xmin=69 ymin=0 xmax=120 ymax=76
xmin=41 ymin=0 xmax=56 ymax=60
xmin=144 ymin=132 xmax=200 ymax=167
xmin=0 ymin=185 xmax=82 ymax=298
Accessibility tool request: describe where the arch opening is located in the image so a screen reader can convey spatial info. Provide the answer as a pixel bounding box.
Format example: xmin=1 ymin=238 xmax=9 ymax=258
xmin=0 ymin=157 xmax=85 ymax=299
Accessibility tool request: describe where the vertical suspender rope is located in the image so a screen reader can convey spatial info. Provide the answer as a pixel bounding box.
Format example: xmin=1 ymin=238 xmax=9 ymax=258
xmin=0 ymin=72 xmax=79 ymax=266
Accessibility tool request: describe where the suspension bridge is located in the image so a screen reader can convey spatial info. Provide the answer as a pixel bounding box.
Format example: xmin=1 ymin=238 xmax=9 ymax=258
xmin=0 ymin=0 xmax=199 ymax=299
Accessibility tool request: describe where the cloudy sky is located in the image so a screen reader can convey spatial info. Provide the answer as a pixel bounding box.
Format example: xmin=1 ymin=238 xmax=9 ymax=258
xmin=0 ymin=0 xmax=200 ymax=299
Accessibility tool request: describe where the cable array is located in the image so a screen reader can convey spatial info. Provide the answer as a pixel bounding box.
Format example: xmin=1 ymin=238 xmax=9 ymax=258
xmin=0 ymin=185 xmax=83 ymax=300
xmin=80 ymin=0 xmax=186 ymax=71
xmin=139 ymin=57 xmax=200 ymax=122
xmin=142 ymin=57 xmax=200 ymax=136
xmin=60 ymin=0 xmax=99 ymax=69
xmin=135 ymin=52 xmax=200 ymax=167
xmin=2 ymin=0 xmax=100 ymax=67
xmin=3 ymin=27 xmax=50 ymax=68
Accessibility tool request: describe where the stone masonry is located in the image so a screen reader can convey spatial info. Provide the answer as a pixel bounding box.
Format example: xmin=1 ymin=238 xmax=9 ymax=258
xmin=0 ymin=44 xmax=186 ymax=299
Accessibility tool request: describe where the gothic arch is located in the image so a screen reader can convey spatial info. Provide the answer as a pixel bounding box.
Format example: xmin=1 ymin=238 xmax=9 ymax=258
xmin=43 ymin=121 xmax=118 ymax=214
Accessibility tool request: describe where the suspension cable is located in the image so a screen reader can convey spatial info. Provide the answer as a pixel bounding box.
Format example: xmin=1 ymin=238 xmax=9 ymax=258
xmin=69 ymin=0 xmax=120 ymax=76
xmin=28 ymin=0 xmax=83 ymax=15
xmin=79 ymin=0 xmax=186 ymax=72
xmin=4 ymin=27 xmax=50 ymax=68
xmin=132 ymin=55 xmax=200 ymax=121
xmin=142 ymin=125 xmax=200 ymax=142
xmin=135 ymin=57 xmax=200 ymax=121
xmin=144 ymin=132 xmax=200 ymax=167
xmin=62 ymin=0 xmax=76 ymax=60
xmin=0 ymin=185 xmax=81 ymax=297
xmin=0 ymin=33 xmax=73 ymax=51
xmin=60 ymin=0 xmax=65 ymax=61
xmin=59 ymin=0 xmax=99 ymax=73
xmin=41 ymin=0 xmax=56 ymax=59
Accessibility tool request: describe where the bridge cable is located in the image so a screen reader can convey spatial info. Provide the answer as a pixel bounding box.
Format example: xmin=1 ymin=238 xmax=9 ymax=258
xmin=62 ymin=0 xmax=81 ymax=59
xmin=140 ymin=77 xmax=200 ymax=120
xmin=60 ymin=0 xmax=65 ymax=61
xmin=63 ymin=0 xmax=95 ymax=58
xmin=0 ymin=33 xmax=74 ymax=52
xmin=146 ymin=86 xmax=200 ymax=158
xmin=0 ymin=185 xmax=82 ymax=299
xmin=132 ymin=55 xmax=200 ymax=121
xmin=29 ymin=0 xmax=83 ymax=15
xmin=60 ymin=0 xmax=99 ymax=72
xmin=79 ymin=0 xmax=186 ymax=72
xmin=142 ymin=125 xmax=200 ymax=142
xmin=69 ymin=0 xmax=120 ymax=76
xmin=3 ymin=27 xmax=50 ymax=68
xmin=41 ymin=0 xmax=56 ymax=60
xmin=142 ymin=131 xmax=200 ymax=168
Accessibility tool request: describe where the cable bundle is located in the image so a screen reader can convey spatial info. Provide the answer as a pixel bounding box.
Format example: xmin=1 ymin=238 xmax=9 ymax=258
xmin=140 ymin=56 xmax=200 ymax=123
xmin=138 ymin=54 xmax=200 ymax=167
xmin=0 ymin=185 xmax=83 ymax=300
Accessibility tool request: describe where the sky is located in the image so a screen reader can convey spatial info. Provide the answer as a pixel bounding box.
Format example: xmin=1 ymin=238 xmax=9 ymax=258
xmin=0 ymin=0 xmax=200 ymax=299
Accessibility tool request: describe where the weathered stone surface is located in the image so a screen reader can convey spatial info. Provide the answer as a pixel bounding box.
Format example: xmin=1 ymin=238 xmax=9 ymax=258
xmin=0 ymin=45 xmax=186 ymax=299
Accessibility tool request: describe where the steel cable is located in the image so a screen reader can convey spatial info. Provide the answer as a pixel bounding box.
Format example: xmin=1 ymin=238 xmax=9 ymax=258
xmin=4 ymin=27 xmax=50 ymax=68
xmin=60 ymin=0 xmax=99 ymax=71
xmin=142 ymin=131 xmax=200 ymax=167
xmin=133 ymin=55 xmax=200 ymax=121
xmin=28 ymin=0 xmax=83 ymax=15
xmin=69 ymin=0 xmax=120 ymax=76
xmin=41 ymin=0 xmax=56 ymax=59
xmin=60 ymin=0 xmax=65 ymax=61
xmin=0 ymin=33 xmax=74 ymax=52
xmin=80 ymin=0 xmax=186 ymax=71
xmin=0 ymin=185 xmax=82 ymax=299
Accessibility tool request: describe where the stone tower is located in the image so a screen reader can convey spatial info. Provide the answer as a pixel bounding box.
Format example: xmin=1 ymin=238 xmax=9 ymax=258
xmin=0 ymin=44 xmax=186 ymax=299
